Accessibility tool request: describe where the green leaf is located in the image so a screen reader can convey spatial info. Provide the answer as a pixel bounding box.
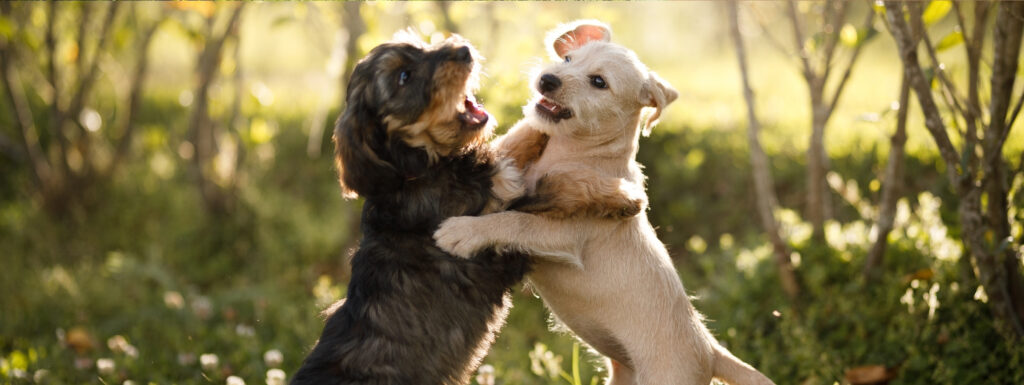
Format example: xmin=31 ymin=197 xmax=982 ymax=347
xmin=0 ymin=16 xmax=14 ymax=39
xmin=271 ymin=15 xmax=295 ymax=29
xmin=922 ymin=1 xmax=952 ymax=25
xmin=840 ymin=24 xmax=859 ymax=47
xmin=935 ymin=29 xmax=964 ymax=52
xmin=873 ymin=1 xmax=886 ymax=15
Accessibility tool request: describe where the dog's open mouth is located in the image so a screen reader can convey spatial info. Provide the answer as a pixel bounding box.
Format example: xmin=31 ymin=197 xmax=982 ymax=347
xmin=459 ymin=95 xmax=489 ymax=130
xmin=536 ymin=97 xmax=573 ymax=122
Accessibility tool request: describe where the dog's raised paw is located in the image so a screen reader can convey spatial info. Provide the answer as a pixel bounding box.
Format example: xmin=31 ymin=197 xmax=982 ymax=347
xmin=433 ymin=216 xmax=487 ymax=259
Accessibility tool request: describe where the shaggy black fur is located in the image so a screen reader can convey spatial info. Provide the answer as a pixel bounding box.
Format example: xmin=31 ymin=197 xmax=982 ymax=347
xmin=292 ymin=38 xmax=530 ymax=385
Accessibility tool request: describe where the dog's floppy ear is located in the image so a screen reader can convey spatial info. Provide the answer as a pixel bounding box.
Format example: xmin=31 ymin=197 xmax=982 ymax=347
xmin=639 ymin=72 xmax=678 ymax=136
xmin=333 ymin=97 xmax=400 ymax=199
xmin=547 ymin=20 xmax=611 ymax=60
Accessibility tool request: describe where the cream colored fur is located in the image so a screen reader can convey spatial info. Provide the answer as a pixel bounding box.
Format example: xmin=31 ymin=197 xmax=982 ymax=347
xmin=434 ymin=21 xmax=775 ymax=385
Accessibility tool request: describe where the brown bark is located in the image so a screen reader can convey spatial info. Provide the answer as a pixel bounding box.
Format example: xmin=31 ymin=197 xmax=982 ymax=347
xmin=187 ymin=4 xmax=245 ymax=215
xmin=45 ymin=0 xmax=70 ymax=176
xmin=785 ymin=1 xmax=873 ymax=242
xmin=865 ymin=75 xmax=911 ymax=279
xmin=1 ymin=35 xmax=52 ymax=194
xmin=437 ymin=2 xmax=459 ymax=35
xmin=985 ymin=0 xmax=1024 ymax=325
xmin=340 ymin=2 xmax=365 ymax=98
xmin=59 ymin=2 xmax=121 ymax=140
xmin=109 ymin=14 xmax=164 ymax=175
xmin=884 ymin=0 xmax=1024 ymax=337
xmin=729 ymin=1 xmax=801 ymax=301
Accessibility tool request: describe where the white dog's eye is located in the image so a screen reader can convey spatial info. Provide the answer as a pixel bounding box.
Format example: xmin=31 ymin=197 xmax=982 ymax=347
xmin=564 ymin=55 xmax=571 ymax=63
xmin=399 ymin=71 xmax=410 ymax=86
xmin=589 ymin=75 xmax=607 ymax=89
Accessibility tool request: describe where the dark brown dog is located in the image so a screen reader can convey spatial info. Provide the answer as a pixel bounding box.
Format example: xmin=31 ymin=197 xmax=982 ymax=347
xmin=291 ymin=34 xmax=530 ymax=385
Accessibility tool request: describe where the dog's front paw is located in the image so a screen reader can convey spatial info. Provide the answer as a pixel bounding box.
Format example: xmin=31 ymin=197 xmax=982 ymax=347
xmin=434 ymin=216 xmax=490 ymax=259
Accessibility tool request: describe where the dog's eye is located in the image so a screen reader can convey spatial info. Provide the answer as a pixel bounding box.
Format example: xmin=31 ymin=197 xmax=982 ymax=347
xmin=590 ymin=75 xmax=607 ymax=89
xmin=399 ymin=71 xmax=410 ymax=86
xmin=564 ymin=55 xmax=571 ymax=63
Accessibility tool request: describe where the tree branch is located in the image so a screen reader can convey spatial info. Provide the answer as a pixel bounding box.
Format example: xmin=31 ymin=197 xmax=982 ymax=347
xmin=187 ymin=3 xmax=246 ymax=215
xmin=786 ymin=1 xmax=816 ymax=82
xmin=59 ymin=2 xmax=121 ymax=138
xmin=45 ymin=0 xmax=71 ymax=176
xmin=819 ymin=0 xmax=848 ymax=83
xmin=825 ymin=8 xmax=875 ymax=120
xmin=1008 ymin=88 xmax=1024 ymax=130
xmin=0 ymin=36 xmax=52 ymax=191
xmin=751 ymin=7 xmax=799 ymax=61
xmin=883 ymin=2 xmax=961 ymax=187
xmin=986 ymin=0 xmax=1024 ymax=148
xmin=0 ymin=131 xmax=23 ymax=162
xmin=729 ymin=0 xmax=801 ymax=301
xmin=865 ymin=73 xmax=911 ymax=279
xmin=109 ymin=15 xmax=165 ymax=175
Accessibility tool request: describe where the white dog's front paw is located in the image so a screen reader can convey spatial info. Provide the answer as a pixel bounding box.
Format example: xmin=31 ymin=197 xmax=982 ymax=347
xmin=433 ymin=216 xmax=490 ymax=259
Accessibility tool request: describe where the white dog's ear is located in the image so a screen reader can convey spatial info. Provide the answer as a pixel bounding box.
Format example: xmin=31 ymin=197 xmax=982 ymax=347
xmin=547 ymin=20 xmax=611 ymax=59
xmin=639 ymin=72 xmax=678 ymax=136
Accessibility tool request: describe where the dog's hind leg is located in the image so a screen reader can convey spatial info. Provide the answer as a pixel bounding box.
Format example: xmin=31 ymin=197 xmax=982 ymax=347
xmin=712 ymin=344 xmax=776 ymax=385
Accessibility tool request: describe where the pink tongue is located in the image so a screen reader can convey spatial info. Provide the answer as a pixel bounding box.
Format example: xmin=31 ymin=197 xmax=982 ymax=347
xmin=464 ymin=99 xmax=487 ymax=122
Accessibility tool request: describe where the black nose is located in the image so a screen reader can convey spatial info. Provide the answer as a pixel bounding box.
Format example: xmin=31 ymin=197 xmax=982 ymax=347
xmin=539 ymin=74 xmax=561 ymax=93
xmin=451 ymin=46 xmax=472 ymax=62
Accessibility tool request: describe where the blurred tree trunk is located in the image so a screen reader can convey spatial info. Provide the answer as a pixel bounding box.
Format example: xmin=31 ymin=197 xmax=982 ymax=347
xmin=782 ymin=1 xmax=874 ymax=242
xmin=883 ymin=0 xmax=1024 ymax=337
xmin=339 ymin=2 xmax=365 ymax=101
xmin=109 ymin=13 xmax=165 ymax=176
xmin=335 ymin=1 xmax=367 ymax=283
xmin=986 ymin=0 xmax=1024 ymax=326
xmin=437 ymin=2 xmax=459 ymax=35
xmin=187 ymin=3 xmax=245 ymax=216
xmin=728 ymin=1 xmax=801 ymax=301
xmin=864 ymin=75 xmax=910 ymax=280
xmin=0 ymin=1 xmax=135 ymax=216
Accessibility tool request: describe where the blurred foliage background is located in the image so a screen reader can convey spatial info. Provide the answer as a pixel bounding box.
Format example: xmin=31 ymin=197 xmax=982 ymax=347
xmin=1 ymin=1 xmax=1023 ymax=384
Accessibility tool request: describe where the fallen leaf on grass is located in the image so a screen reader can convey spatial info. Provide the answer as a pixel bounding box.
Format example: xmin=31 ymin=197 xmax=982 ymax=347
xmin=845 ymin=365 xmax=893 ymax=384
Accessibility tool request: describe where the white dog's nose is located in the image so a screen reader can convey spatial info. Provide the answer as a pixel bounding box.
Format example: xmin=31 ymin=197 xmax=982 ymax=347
xmin=539 ymin=74 xmax=561 ymax=93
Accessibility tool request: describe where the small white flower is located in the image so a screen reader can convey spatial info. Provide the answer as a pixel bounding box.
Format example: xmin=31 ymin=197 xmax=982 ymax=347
xmin=235 ymin=324 xmax=255 ymax=337
xmin=263 ymin=349 xmax=283 ymax=368
xmin=227 ymin=375 xmax=246 ymax=385
xmin=164 ymin=291 xmax=185 ymax=310
xmin=200 ymin=353 xmax=219 ymax=372
xmin=192 ymin=296 xmax=213 ymax=319
xmin=107 ymin=335 xmax=129 ymax=352
xmin=74 ymin=357 xmax=93 ymax=370
xmin=475 ymin=364 xmax=495 ymax=385
xmin=266 ymin=368 xmax=286 ymax=385
xmin=123 ymin=344 xmax=139 ymax=359
xmin=96 ymin=358 xmax=116 ymax=375
xmin=9 ymin=369 xmax=27 ymax=379
xmin=33 ymin=369 xmax=50 ymax=384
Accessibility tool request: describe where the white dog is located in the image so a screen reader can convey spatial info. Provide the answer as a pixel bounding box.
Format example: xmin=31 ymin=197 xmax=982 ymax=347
xmin=434 ymin=21 xmax=775 ymax=385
